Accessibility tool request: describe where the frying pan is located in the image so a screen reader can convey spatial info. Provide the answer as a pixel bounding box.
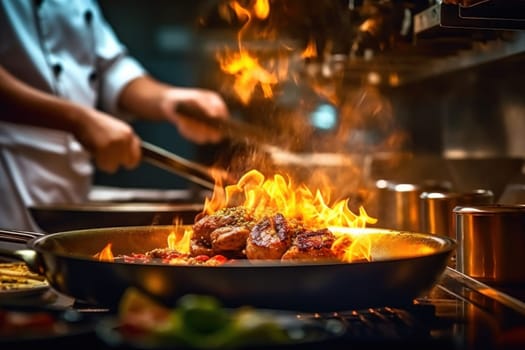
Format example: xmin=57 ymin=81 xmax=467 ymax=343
xmin=28 ymin=202 xmax=203 ymax=233
xmin=0 ymin=226 xmax=455 ymax=312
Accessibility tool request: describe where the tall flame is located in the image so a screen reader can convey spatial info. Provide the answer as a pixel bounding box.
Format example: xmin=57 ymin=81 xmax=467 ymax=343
xmin=218 ymin=51 xmax=279 ymax=104
xmin=203 ymin=169 xmax=376 ymax=230
xmin=96 ymin=169 xmax=377 ymax=263
xmin=216 ymin=0 xmax=299 ymax=105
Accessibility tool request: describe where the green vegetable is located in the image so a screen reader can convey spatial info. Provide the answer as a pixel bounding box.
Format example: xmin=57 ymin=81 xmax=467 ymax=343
xmin=118 ymin=290 xmax=291 ymax=349
xmin=176 ymin=294 xmax=231 ymax=334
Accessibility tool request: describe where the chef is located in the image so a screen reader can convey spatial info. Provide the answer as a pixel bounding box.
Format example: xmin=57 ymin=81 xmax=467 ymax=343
xmin=0 ymin=0 xmax=229 ymax=231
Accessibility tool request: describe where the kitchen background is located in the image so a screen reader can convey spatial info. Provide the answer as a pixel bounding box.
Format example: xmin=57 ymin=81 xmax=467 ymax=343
xmin=2 ymin=4 xmax=525 ymax=347
xmin=95 ymin=0 xmax=212 ymax=190
xmin=94 ymin=0 xmax=525 ymax=204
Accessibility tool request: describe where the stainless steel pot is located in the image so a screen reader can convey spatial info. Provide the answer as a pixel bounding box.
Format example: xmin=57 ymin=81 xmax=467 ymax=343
xmin=454 ymin=204 xmax=525 ymax=285
xmin=420 ymin=189 xmax=494 ymax=238
xmin=371 ymin=179 xmax=453 ymax=232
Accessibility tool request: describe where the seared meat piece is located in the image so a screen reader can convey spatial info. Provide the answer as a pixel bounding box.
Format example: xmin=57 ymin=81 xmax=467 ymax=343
xmin=193 ymin=207 xmax=251 ymax=243
xmin=192 ymin=206 xmax=338 ymax=261
xmin=281 ymin=228 xmax=339 ymax=262
xmin=190 ymin=241 xmax=214 ymax=257
xmin=210 ymin=226 xmax=250 ymax=254
xmin=146 ymin=248 xmax=184 ymax=259
xmin=191 ymin=206 xmax=255 ymax=258
xmin=245 ymin=213 xmax=295 ymax=260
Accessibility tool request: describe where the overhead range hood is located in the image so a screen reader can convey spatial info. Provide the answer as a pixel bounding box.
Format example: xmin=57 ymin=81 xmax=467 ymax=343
xmin=339 ymin=0 xmax=525 ymax=87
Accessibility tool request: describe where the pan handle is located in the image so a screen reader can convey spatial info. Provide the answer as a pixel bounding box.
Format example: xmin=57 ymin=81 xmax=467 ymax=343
xmin=0 ymin=247 xmax=41 ymax=272
xmin=442 ymin=267 xmax=525 ymax=316
xmin=0 ymin=228 xmax=44 ymax=244
xmin=0 ymin=229 xmax=44 ymax=273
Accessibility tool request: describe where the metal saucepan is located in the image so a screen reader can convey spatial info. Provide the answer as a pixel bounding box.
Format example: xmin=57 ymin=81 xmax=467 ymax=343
xmin=0 ymin=226 xmax=455 ymax=312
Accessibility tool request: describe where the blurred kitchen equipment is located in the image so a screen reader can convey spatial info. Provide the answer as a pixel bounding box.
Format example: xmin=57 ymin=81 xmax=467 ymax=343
xmin=141 ymin=141 xmax=218 ymax=190
xmin=374 ymin=180 xmax=422 ymax=231
xmin=499 ymin=182 xmax=525 ymax=205
xmin=420 ymin=189 xmax=494 ymax=238
xmin=446 ymin=157 xmax=524 ymax=201
xmin=29 ymin=203 xmax=203 ymax=233
xmin=371 ymin=179 xmax=452 ymax=231
xmin=440 ymin=0 xmax=525 ymax=30
xmin=87 ymin=185 xmax=203 ymax=203
xmin=455 ymin=204 xmax=525 ymax=285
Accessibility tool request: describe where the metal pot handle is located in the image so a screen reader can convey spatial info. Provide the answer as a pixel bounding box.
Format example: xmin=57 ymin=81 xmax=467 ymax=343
xmin=443 ymin=267 xmax=525 ymax=316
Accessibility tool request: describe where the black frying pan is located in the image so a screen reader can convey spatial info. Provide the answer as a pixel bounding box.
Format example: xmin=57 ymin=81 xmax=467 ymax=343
xmin=0 ymin=226 xmax=455 ymax=312
xmin=29 ymin=202 xmax=203 ymax=233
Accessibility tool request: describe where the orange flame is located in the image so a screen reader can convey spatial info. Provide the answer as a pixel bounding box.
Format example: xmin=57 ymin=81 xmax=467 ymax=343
xmin=216 ymin=0 xmax=295 ymax=104
xmin=253 ymin=0 xmax=269 ymax=19
xmin=204 ymin=169 xmax=376 ymax=230
xmin=218 ymin=50 xmax=279 ymax=104
xmin=332 ymin=232 xmax=372 ymax=262
xmin=167 ymin=218 xmax=192 ymax=254
xmin=95 ymin=243 xmax=114 ymax=262
xmin=301 ymin=39 xmax=317 ymax=59
xmin=203 ymin=169 xmax=377 ymax=262
xmin=96 ymin=169 xmax=378 ymax=263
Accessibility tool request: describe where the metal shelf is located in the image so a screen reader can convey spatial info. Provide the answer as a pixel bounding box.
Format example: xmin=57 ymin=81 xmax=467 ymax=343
xmin=337 ymin=2 xmax=525 ymax=87
xmin=341 ymin=30 xmax=525 ymax=87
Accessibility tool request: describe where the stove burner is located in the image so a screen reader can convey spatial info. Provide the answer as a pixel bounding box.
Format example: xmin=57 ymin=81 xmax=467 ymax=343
xmin=294 ymin=303 xmax=459 ymax=348
xmin=1 ymin=268 xmax=525 ymax=349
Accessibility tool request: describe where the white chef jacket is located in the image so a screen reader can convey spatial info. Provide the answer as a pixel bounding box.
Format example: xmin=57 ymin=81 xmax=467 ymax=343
xmin=0 ymin=0 xmax=146 ymax=231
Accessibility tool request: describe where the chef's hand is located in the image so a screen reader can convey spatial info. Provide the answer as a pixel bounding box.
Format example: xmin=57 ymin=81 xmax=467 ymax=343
xmin=159 ymin=87 xmax=229 ymax=144
xmin=119 ymin=76 xmax=229 ymax=145
xmin=73 ymin=106 xmax=142 ymax=173
xmin=0 ymin=66 xmax=142 ymax=174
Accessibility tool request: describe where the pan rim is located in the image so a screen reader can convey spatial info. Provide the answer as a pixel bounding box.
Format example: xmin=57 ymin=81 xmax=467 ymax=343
xmin=29 ymin=225 xmax=456 ymax=267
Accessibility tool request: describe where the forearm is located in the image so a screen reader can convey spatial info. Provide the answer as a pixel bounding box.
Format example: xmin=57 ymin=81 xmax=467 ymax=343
xmin=0 ymin=66 xmax=84 ymax=134
xmin=117 ymin=75 xmax=171 ymax=121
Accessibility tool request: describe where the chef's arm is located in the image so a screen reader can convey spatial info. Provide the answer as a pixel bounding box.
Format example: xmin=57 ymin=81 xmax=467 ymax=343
xmin=118 ymin=75 xmax=229 ymax=144
xmin=0 ymin=65 xmax=141 ymax=172
xmin=0 ymin=65 xmax=86 ymax=133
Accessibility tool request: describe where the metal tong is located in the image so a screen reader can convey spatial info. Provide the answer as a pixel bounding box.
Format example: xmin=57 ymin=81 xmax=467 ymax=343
xmin=141 ymin=141 xmax=217 ymax=190
xmin=141 ymin=104 xmax=281 ymax=190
